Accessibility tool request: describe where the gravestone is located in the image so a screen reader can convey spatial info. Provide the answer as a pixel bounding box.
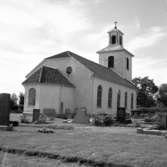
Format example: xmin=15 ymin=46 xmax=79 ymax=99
xmin=117 ymin=107 xmax=126 ymax=123
xmin=0 ymin=93 xmax=10 ymax=125
xmin=73 ymin=107 xmax=89 ymax=124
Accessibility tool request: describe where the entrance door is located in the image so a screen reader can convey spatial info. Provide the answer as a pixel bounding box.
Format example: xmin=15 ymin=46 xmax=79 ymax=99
xmin=59 ymin=102 xmax=64 ymax=114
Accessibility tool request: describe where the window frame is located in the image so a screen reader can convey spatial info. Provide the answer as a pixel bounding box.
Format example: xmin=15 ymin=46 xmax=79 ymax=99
xmin=108 ymin=88 xmax=112 ymax=108
xmin=108 ymin=56 xmax=114 ymax=68
xmin=28 ymin=88 xmax=36 ymax=106
xmin=131 ymin=93 xmax=134 ymax=109
xmin=111 ymin=35 xmax=116 ymax=44
xmin=126 ymin=57 xmax=129 ymax=70
xmin=125 ymin=92 xmax=128 ymax=108
xmin=97 ymin=85 xmax=102 ymax=108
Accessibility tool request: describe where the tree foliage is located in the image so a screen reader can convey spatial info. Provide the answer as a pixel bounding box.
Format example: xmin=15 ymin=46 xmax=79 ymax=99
xmin=19 ymin=92 xmax=24 ymax=106
xmin=10 ymin=93 xmax=18 ymax=110
xmin=132 ymin=76 xmax=158 ymax=107
xmin=156 ymin=84 xmax=167 ymax=107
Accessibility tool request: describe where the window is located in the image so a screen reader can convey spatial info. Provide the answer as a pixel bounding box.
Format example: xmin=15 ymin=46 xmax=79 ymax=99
xmin=97 ymin=85 xmax=102 ymax=108
xmin=125 ymin=92 xmax=128 ymax=108
xmin=131 ymin=93 xmax=134 ymax=109
xmin=117 ymin=90 xmax=121 ymax=108
xmin=111 ymin=35 xmax=116 ymax=44
xmin=108 ymin=88 xmax=112 ymax=108
xmin=120 ymin=36 xmax=122 ymax=45
xmin=28 ymin=88 xmax=36 ymax=106
xmin=126 ymin=58 xmax=129 ymax=70
xmin=108 ymin=56 xmax=114 ymax=68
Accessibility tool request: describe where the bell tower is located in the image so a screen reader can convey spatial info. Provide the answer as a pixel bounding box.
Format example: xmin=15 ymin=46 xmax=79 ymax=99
xmin=97 ymin=22 xmax=134 ymax=81
xmin=108 ymin=21 xmax=123 ymax=47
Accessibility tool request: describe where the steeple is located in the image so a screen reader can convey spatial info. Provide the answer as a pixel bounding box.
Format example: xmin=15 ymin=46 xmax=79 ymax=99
xmin=97 ymin=22 xmax=134 ymax=81
xmin=108 ymin=22 xmax=124 ymax=47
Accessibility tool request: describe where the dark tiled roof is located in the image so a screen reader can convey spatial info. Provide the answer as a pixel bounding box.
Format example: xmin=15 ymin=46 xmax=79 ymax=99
xmin=23 ymin=66 xmax=75 ymax=88
xmin=97 ymin=45 xmax=134 ymax=57
xmin=47 ymin=51 xmax=137 ymax=90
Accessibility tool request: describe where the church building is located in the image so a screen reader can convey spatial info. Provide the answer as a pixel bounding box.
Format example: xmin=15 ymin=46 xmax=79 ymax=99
xmin=22 ymin=24 xmax=137 ymax=121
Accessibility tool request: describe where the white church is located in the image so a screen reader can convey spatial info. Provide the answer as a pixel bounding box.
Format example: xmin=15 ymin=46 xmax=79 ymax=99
xmin=22 ymin=24 xmax=137 ymax=121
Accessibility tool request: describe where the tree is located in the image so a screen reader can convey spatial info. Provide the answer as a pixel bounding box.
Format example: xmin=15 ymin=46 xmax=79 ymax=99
xmin=132 ymin=76 xmax=158 ymax=107
xmin=10 ymin=93 xmax=18 ymax=110
xmin=156 ymin=84 xmax=167 ymax=107
xmin=19 ymin=92 xmax=24 ymax=106
xmin=18 ymin=92 xmax=24 ymax=111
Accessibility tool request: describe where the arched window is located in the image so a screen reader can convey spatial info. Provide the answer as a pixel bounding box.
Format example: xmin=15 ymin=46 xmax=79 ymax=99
xmin=28 ymin=88 xmax=36 ymax=106
xmin=126 ymin=58 xmax=129 ymax=70
xmin=97 ymin=85 xmax=102 ymax=108
xmin=111 ymin=35 xmax=116 ymax=44
xmin=117 ymin=90 xmax=121 ymax=108
xmin=125 ymin=92 xmax=128 ymax=108
xmin=120 ymin=36 xmax=123 ymax=45
xmin=108 ymin=88 xmax=112 ymax=108
xmin=131 ymin=93 xmax=134 ymax=109
xmin=108 ymin=56 xmax=114 ymax=68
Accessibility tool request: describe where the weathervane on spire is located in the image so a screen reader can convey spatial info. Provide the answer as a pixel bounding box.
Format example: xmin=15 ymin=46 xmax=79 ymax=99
xmin=114 ymin=21 xmax=118 ymax=29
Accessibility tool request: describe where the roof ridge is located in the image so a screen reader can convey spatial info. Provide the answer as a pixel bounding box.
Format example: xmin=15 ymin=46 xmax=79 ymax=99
xmin=44 ymin=51 xmax=137 ymax=90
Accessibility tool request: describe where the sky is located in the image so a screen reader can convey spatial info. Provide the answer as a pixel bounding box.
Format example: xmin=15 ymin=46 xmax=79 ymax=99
xmin=0 ymin=0 xmax=167 ymax=94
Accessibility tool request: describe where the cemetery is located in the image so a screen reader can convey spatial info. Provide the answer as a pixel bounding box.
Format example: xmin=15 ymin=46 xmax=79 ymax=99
xmin=0 ymin=92 xmax=167 ymax=167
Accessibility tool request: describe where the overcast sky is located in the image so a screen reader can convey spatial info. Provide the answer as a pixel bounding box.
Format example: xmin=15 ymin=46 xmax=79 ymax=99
xmin=0 ymin=0 xmax=167 ymax=94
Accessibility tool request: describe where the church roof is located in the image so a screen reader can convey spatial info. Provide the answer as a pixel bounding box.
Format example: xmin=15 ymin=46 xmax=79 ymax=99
xmin=22 ymin=66 xmax=75 ymax=88
xmin=107 ymin=27 xmax=124 ymax=35
xmin=46 ymin=51 xmax=137 ymax=90
xmin=97 ymin=45 xmax=134 ymax=57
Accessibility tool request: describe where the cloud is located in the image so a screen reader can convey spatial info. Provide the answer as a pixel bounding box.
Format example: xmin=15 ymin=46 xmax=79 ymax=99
xmin=126 ymin=26 xmax=166 ymax=52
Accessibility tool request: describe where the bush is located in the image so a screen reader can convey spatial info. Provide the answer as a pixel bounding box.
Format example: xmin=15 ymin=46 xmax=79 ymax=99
xmin=124 ymin=119 xmax=132 ymax=124
xmin=6 ymin=124 xmax=14 ymax=131
xmin=55 ymin=113 xmax=67 ymax=119
xmin=94 ymin=113 xmax=113 ymax=126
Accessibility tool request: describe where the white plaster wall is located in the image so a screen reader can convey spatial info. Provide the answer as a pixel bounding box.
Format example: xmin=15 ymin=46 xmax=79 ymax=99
xmin=68 ymin=57 xmax=93 ymax=113
xmin=98 ymin=51 xmax=132 ymax=81
xmin=92 ymin=77 xmax=137 ymax=116
xmin=60 ymin=86 xmax=75 ymax=112
xmin=23 ymin=84 xmax=74 ymax=121
xmin=38 ymin=85 xmax=60 ymax=112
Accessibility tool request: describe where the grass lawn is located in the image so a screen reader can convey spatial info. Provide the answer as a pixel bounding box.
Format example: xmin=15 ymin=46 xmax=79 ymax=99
xmin=0 ymin=152 xmax=86 ymax=167
xmin=0 ymin=124 xmax=167 ymax=167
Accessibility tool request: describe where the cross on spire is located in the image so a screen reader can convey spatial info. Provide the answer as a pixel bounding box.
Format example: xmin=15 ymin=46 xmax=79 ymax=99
xmin=114 ymin=21 xmax=118 ymax=29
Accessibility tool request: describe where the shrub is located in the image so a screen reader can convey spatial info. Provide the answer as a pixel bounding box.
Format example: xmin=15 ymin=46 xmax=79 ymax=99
xmin=124 ymin=119 xmax=132 ymax=124
xmin=103 ymin=116 xmax=113 ymax=126
xmin=94 ymin=113 xmax=113 ymax=126
xmin=43 ymin=108 xmax=56 ymax=120
xmin=55 ymin=113 xmax=67 ymax=119
xmin=6 ymin=124 xmax=14 ymax=131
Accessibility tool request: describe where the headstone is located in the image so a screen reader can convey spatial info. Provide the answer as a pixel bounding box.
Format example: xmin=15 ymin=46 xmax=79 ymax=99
xmin=0 ymin=93 xmax=10 ymax=125
xmin=117 ymin=107 xmax=126 ymax=123
xmin=73 ymin=107 xmax=89 ymax=124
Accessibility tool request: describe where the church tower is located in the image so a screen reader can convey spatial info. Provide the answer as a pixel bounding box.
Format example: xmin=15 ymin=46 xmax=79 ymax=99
xmin=97 ymin=22 xmax=134 ymax=81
